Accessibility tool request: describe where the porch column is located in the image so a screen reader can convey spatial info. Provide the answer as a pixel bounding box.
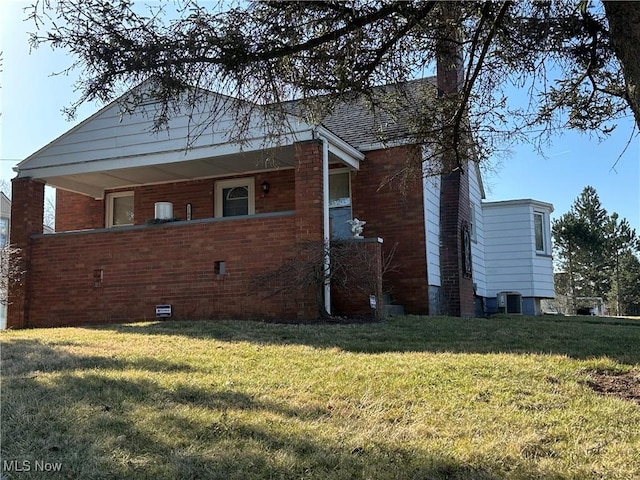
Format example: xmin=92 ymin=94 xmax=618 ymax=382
xmin=294 ymin=140 xmax=325 ymax=319
xmin=7 ymin=178 xmax=45 ymax=329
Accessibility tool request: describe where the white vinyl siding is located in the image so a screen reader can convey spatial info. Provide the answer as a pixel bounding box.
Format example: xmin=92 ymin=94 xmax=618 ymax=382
xmin=423 ymin=175 xmax=441 ymax=287
xmin=19 ymin=94 xmax=246 ymax=170
xmin=482 ymin=200 xmax=555 ymax=298
xmin=468 ymin=164 xmax=486 ymax=297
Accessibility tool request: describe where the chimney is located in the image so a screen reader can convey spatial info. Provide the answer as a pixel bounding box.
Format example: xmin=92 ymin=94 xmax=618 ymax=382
xmin=436 ymin=5 xmax=475 ymax=317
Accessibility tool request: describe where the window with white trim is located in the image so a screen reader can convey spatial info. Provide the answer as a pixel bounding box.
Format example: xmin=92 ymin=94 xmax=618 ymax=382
xmin=329 ymin=170 xmax=352 ymax=239
xmin=215 ymin=178 xmax=255 ymax=218
xmin=106 ymin=191 xmax=134 ymax=227
xmin=469 ymin=203 xmax=477 ymax=242
xmin=534 ymin=211 xmax=549 ymax=254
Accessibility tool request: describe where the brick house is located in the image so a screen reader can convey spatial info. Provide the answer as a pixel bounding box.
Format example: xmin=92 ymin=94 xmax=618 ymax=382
xmin=7 ymin=78 xmax=554 ymax=328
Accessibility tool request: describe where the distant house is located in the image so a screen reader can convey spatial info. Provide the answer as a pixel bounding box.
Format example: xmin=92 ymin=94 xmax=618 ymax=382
xmin=0 ymin=191 xmax=9 ymax=248
xmin=7 ymin=78 xmax=554 ymax=328
xmin=1 ymin=191 xmax=10 ymax=328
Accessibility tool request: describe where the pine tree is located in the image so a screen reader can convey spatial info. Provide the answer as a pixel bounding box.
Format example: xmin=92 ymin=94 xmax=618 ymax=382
xmin=571 ymin=186 xmax=610 ymax=299
xmin=608 ymin=251 xmax=640 ymax=316
xmin=553 ymin=186 xmax=639 ymax=316
xmin=552 ymin=212 xmax=593 ymax=314
xmin=605 ymin=214 xmax=640 ymax=315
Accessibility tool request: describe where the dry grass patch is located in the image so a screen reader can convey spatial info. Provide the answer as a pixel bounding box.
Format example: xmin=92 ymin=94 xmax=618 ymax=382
xmin=1 ymin=315 xmax=639 ymax=479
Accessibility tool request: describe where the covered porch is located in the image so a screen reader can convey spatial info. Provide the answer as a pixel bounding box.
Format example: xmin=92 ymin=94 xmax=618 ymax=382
xmin=8 ymin=117 xmax=387 ymax=327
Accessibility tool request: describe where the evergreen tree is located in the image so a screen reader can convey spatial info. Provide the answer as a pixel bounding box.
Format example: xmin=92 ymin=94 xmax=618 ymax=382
xmin=552 ymin=212 xmax=593 ymax=314
xmin=608 ymin=251 xmax=640 ymax=316
xmin=553 ymin=186 xmax=639 ymax=316
xmin=605 ymin=214 xmax=640 ymax=315
xmin=571 ymin=186 xmax=610 ymax=298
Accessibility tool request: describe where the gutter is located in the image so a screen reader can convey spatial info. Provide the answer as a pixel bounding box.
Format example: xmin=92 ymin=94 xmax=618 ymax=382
xmin=320 ymin=135 xmax=332 ymax=316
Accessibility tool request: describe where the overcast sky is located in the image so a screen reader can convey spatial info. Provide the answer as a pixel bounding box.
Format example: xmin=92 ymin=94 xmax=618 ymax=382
xmin=1 ymin=0 xmax=638 ymax=231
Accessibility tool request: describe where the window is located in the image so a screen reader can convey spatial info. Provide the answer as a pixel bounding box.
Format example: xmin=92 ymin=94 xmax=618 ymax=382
xmin=214 ymin=261 xmax=225 ymax=275
xmin=0 ymin=218 xmax=8 ymax=247
xmin=215 ymin=178 xmax=255 ymax=218
xmin=469 ymin=203 xmax=477 ymax=242
xmin=329 ymin=171 xmax=352 ymax=239
xmin=462 ymin=224 xmax=473 ymax=277
xmin=534 ymin=212 xmax=546 ymax=253
xmin=106 ymin=192 xmax=134 ymax=227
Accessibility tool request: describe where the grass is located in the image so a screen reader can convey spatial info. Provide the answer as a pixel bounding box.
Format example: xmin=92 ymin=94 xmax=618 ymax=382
xmin=1 ymin=314 xmax=639 ymax=479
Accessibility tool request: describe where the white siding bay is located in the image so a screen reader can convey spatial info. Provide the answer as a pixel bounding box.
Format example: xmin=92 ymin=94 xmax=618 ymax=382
xmin=482 ymin=199 xmax=554 ymax=299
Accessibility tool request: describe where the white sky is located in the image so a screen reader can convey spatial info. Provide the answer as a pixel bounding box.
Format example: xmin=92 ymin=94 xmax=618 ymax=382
xmin=1 ymin=0 xmax=639 ymax=232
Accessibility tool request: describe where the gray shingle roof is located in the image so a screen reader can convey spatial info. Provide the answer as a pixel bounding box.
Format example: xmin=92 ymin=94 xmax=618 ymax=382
xmin=286 ymin=77 xmax=437 ymax=150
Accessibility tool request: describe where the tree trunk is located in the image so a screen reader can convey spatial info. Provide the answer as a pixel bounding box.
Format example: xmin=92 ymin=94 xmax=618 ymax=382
xmin=604 ymin=1 xmax=640 ymax=129
xmin=568 ymin=242 xmax=577 ymax=315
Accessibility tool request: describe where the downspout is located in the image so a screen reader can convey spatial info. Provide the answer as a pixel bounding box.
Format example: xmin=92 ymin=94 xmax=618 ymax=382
xmin=320 ymin=135 xmax=331 ymax=316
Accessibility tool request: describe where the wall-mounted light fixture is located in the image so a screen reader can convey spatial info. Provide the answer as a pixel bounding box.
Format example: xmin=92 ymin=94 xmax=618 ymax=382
xmin=261 ymin=181 xmax=270 ymax=195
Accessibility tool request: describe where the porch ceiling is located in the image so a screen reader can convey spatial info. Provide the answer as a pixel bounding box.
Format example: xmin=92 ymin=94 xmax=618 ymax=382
xmin=34 ymin=145 xmax=349 ymax=199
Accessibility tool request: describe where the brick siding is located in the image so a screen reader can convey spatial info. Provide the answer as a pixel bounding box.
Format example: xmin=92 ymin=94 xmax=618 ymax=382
xmin=330 ymin=240 xmax=384 ymax=319
xmin=439 ymin=168 xmax=475 ymax=317
xmin=56 ymin=190 xmax=104 ymax=231
xmin=436 ymin=33 xmax=475 ymax=318
xmin=350 ymin=145 xmax=430 ymax=314
xmin=56 ymin=171 xmax=296 ymax=231
xmin=7 ymin=178 xmax=44 ymax=328
xmin=24 ymin=215 xmax=305 ymax=327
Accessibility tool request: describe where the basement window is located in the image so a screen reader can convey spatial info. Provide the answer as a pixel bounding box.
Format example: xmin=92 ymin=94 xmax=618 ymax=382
xmin=214 ymin=261 xmax=226 ymax=280
xmin=106 ymin=191 xmax=134 ymax=227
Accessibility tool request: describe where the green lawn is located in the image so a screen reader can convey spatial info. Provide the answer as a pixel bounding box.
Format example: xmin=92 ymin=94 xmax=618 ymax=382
xmin=1 ymin=315 xmax=639 ymax=479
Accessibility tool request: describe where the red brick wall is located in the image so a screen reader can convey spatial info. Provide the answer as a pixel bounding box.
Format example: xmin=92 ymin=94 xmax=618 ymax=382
xmin=24 ymin=214 xmax=305 ymax=327
xmin=331 ymin=240 xmax=384 ymax=319
xmin=436 ymin=30 xmax=475 ymax=318
xmin=56 ymin=190 xmax=104 ymax=231
xmin=255 ymin=170 xmax=295 ymax=214
xmin=10 ymin=178 xmax=45 ymax=242
xmin=293 ymin=140 xmax=325 ymax=317
xmin=294 ymin=140 xmax=324 ymax=242
xmin=7 ymin=178 xmax=44 ymax=329
xmin=134 ymin=172 xmax=296 ymax=223
xmin=350 ymin=145 xmax=429 ymax=314
xmin=22 ymin=140 xmax=440 ymax=325
xmin=55 ymin=171 xmax=297 ymax=232
xmin=134 ymin=179 xmax=214 ymax=223
xmin=439 ymin=167 xmax=475 ymax=317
